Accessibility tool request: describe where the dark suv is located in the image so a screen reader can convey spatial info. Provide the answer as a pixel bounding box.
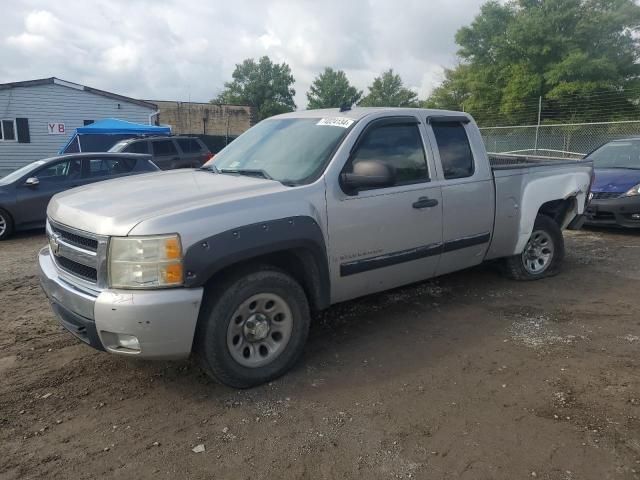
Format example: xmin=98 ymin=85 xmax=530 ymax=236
xmin=109 ymin=136 xmax=212 ymax=170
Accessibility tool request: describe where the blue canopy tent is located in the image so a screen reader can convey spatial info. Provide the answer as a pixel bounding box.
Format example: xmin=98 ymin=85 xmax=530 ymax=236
xmin=60 ymin=118 xmax=171 ymax=154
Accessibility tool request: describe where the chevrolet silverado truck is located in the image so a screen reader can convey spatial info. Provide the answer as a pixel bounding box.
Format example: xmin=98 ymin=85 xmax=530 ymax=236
xmin=38 ymin=108 xmax=593 ymax=388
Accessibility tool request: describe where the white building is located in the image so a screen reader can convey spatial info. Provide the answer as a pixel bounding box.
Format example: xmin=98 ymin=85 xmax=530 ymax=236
xmin=0 ymin=78 xmax=157 ymax=176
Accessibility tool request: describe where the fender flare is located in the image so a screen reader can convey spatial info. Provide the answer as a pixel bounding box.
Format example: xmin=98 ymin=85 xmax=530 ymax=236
xmin=182 ymin=216 xmax=330 ymax=309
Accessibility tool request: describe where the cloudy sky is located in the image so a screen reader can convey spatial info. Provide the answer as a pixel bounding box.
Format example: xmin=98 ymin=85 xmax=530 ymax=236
xmin=1 ymin=0 xmax=485 ymax=108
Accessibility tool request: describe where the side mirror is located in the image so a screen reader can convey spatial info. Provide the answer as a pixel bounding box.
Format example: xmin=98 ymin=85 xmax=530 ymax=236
xmin=340 ymin=160 xmax=395 ymax=194
xmin=25 ymin=177 xmax=40 ymax=187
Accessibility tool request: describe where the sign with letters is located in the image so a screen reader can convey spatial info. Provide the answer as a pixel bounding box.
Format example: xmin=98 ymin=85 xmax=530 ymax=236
xmin=47 ymin=122 xmax=66 ymax=135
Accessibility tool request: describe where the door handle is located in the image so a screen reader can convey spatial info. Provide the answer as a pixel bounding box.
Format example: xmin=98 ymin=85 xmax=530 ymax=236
xmin=412 ymin=197 xmax=439 ymax=209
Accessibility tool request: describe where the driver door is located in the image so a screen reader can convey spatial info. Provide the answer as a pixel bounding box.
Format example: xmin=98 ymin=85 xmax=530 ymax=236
xmin=15 ymin=158 xmax=82 ymax=228
xmin=327 ymin=117 xmax=443 ymax=303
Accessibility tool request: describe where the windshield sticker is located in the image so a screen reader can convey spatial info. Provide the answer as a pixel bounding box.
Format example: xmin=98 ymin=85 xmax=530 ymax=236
xmin=316 ymin=117 xmax=354 ymax=128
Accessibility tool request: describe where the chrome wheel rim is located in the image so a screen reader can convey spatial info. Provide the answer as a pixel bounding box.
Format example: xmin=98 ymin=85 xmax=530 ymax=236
xmin=522 ymin=229 xmax=554 ymax=275
xmin=226 ymin=293 xmax=293 ymax=368
xmin=0 ymin=214 xmax=6 ymax=237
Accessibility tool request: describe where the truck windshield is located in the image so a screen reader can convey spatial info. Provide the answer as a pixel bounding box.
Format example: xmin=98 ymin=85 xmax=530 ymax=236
xmin=203 ymin=118 xmax=352 ymax=185
xmin=587 ymin=140 xmax=640 ymax=169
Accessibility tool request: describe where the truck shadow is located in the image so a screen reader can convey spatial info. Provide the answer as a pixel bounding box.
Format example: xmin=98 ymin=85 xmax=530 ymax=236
xmin=122 ymin=262 xmax=493 ymax=375
xmin=6 ymin=228 xmax=45 ymax=241
xmin=132 ymin=262 xmax=507 ymax=394
xmin=124 ymin=230 xmax=627 ymax=396
xmin=582 ymin=225 xmax=640 ymax=237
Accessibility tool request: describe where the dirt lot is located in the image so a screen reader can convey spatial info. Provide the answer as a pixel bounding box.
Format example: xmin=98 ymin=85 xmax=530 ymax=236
xmin=1 ymin=228 xmax=640 ymax=479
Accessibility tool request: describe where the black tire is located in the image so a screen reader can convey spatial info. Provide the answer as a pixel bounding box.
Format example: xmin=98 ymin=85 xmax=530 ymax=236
xmin=196 ymin=267 xmax=310 ymax=388
xmin=0 ymin=208 xmax=14 ymax=241
xmin=503 ymin=214 xmax=565 ymax=281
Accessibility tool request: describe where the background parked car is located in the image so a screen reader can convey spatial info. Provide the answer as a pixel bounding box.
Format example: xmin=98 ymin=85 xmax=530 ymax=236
xmin=108 ymin=136 xmax=213 ymax=170
xmin=585 ymin=138 xmax=640 ymax=228
xmin=0 ymin=152 xmax=159 ymax=240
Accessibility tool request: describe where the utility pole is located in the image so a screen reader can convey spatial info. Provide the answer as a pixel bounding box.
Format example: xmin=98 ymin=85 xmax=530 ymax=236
xmin=225 ymin=108 xmax=230 ymax=146
xmin=534 ymin=96 xmax=542 ymax=153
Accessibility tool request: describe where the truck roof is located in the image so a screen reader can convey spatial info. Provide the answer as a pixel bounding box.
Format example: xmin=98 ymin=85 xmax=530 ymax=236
xmin=274 ymin=107 xmax=472 ymax=122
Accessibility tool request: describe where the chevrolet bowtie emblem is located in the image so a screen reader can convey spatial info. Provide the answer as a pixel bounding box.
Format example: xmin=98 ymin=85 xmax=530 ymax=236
xmin=49 ymin=233 xmax=61 ymax=256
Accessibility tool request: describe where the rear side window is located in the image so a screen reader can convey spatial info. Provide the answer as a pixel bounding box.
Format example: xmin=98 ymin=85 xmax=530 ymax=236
xmin=176 ymin=138 xmax=203 ymax=153
xmin=350 ymin=123 xmax=428 ymax=186
xmin=86 ymin=158 xmax=136 ymax=177
xmin=152 ymin=140 xmax=178 ymax=155
xmin=124 ymin=141 xmax=149 ymax=154
xmin=432 ymin=122 xmax=474 ymax=179
xmin=37 ymin=159 xmax=82 ymax=182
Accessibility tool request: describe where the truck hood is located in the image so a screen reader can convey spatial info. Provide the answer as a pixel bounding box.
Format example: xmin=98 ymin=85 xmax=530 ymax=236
xmin=48 ymin=170 xmax=288 ymax=236
xmin=591 ymin=168 xmax=640 ymax=193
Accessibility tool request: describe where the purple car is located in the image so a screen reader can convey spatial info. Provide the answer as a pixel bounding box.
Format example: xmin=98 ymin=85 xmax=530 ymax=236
xmin=585 ymin=138 xmax=640 ymax=228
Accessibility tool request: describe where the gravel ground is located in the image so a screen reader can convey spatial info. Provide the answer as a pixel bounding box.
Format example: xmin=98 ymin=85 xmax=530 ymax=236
xmin=1 ymin=228 xmax=639 ymax=479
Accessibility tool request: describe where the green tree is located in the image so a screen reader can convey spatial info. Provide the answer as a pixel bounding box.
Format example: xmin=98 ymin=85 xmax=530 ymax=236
xmin=359 ymin=69 xmax=419 ymax=107
xmin=306 ymin=67 xmax=363 ymax=109
xmin=422 ymin=65 xmax=474 ymax=110
xmin=426 ymin=0 xmax=640 ymax=125
xmin=214 ymin=56 xmax=296 ymax=120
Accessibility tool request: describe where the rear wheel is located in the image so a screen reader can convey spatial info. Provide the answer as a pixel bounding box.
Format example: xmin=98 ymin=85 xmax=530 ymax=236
xmin=503 ymin=214 xmax=564 ymax=280
xmin=196 ymin=268 xmax=310 ymax=388
xmin=0 ymin=208 xmax=14 ymax=241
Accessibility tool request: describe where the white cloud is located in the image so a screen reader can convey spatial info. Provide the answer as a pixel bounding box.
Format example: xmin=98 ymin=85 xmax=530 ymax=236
xmin=259 ymin=30 xmax=282 ymax=50
xmin=102 ymin=43 xmax=140 ymax=73
xmin=24 ymin=9 xmax=61 ymax=35
xmin=0 ymin=0 xmax=485 ymax=107
xmin=6 ymin=31 xmax=47 ymax=50
xmin=6 ymin=10 xmax=62 ymax=52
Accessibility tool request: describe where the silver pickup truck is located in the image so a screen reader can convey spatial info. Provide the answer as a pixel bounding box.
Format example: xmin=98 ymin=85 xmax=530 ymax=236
xmin=38 ymin=108 xmax=593 ymax=388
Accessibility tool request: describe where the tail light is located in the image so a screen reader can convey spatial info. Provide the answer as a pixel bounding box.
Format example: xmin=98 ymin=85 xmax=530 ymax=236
xmin=205 ymin=152 xmax=214 ymax=161
xmin=585 ymin=167 xmax=595 ymax=208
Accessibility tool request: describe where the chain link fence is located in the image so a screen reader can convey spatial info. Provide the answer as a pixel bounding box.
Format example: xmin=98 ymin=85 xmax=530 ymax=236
xmin=480 ymin=120 xmax=640 ymax=158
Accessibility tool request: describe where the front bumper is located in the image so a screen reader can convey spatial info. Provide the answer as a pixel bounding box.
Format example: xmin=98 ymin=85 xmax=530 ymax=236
xmin=38 ymin=247 xmax=204 ymax=359
xmin=585 ymin=196 xmax=640 ymax=228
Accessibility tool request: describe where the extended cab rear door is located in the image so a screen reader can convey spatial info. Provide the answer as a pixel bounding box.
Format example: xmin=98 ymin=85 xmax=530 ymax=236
xmin=424 ymin=116 xmax=495 ymax=276
xmin=326 ymin=115 xmax=444 ymax=303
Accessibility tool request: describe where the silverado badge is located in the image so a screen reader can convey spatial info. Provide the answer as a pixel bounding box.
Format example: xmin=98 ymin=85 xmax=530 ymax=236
xmin=49 ymin=233 xmax=61 ymax=256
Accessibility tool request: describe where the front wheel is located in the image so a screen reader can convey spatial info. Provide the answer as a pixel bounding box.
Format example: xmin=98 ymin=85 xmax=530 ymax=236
xmin=196 ymin=268 xmax=310 ymax=388
xmin=0 ymin=208 xmax=14 ymax=241
xmin=503 ymin=214 xmax=565 ymax=280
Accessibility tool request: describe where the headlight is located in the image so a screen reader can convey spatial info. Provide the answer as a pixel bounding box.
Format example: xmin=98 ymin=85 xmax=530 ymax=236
xmin=625 ymin=184 xmax=640 ymax=197
xmin=108 ymin=234 xmax=184 ymax=289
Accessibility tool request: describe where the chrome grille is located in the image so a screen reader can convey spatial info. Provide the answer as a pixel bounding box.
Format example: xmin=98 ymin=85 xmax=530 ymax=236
xmin=50 ymin=223 xmax=98 ymax=251
xmin=55 ymin=256 xmax=98 ymax=282
xmin=46 ymin=219 xmax=108 ymax=288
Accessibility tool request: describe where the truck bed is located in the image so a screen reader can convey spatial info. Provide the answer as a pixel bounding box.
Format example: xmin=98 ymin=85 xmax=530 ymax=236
xmin=485 ymin=152 xmax=593 ymax=262
xmin=488 ymin=153 xmax=590 ymax=170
